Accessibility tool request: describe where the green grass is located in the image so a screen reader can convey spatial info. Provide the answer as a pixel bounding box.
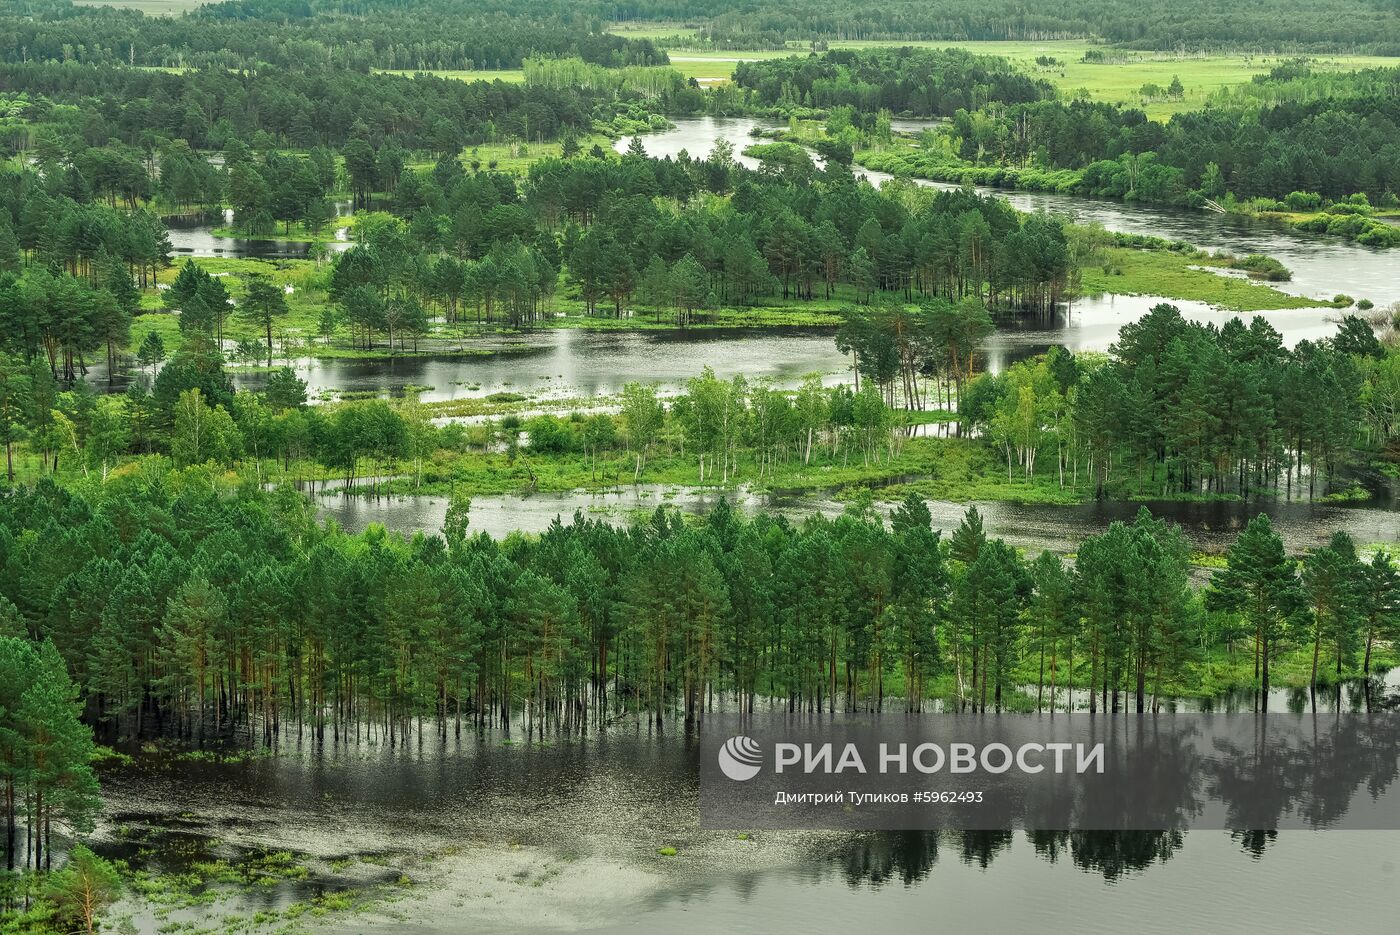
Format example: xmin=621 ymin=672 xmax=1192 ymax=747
xmin=608 ymin=22 xmax=703 ymax=42
xmin=12 ymin=430 xmax=1097 ymax=509
xmin=381 ymin=60 xmax=737 ymax=89
xmin=459 ymin=135 xmax=616 ymax=173
xmin=128 ymin=429 xmax=1096 ymax=508
xmin=617 ymin=36 xmax=1400 ymax=121
xmin=541 ymin=305 xmax=845 ymax=330
xmin=1079 ymin=247 xmax=1322 ymax=311
xmin=295 ymin=429 xmax=1257 ymax=508
xmin=835 ymin=41 xmax=1395 ymax=121
xmin=331 ymin=434 xmax=968 ymax=501
xmin=1008 ymin=642 xmax=1399 ymax=702
xmin=72 ymin=0 xmax=207 ymax=12
xmin=132 ymin=257 xmax=330 ymax=356
xmin=653 ymin=49 xmax=797 ymax=61
xmin=1030 ymin=47 xmax=1400 ymax=121
xmin=667 ymin=58 xmax=746 ymax=83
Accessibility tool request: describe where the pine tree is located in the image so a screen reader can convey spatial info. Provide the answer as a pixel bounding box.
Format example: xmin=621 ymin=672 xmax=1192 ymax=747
xmin=44 ymin=844 xmax=121 ymax=935
xmin=136 ymin=332 xmax=165 ymax=383
xmin=238 ymin=274 xmax=290 ymax=368
xmin=1206 ymin=515 xmax=1303 ymax=700
xmin=1302 ymin=531 xmax=1362 ymax=688
xmin=0 ymin=355 xmax=31 ymax=484
xmin=888 ymin=495 xmax=945 ymax=711
xmin=1359 ymin=549 xmax=1399 ymax=676
xmin=16 ymin=641 xmax=100 ymax=871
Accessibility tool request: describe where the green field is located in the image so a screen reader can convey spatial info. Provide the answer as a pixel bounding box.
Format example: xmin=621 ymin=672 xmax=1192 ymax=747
xmin=824 ymin=41 xmax=1394 ymax=118
xmin=665 ymin=57 xmax=751 ymax=82
xmin=611 ymin=29 xmax=1400 ymax=119
xmin=72 ymin=0 xmax=206 ymax=12
xmin=455 ymin=135 xmax=617 ymax=173
xmin=607 ymin=21 xmax=703 ymax=42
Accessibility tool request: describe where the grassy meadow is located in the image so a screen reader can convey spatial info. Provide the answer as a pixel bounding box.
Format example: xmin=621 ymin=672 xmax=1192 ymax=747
xmin=608 ymin=27 xmax=1400 ymax=119
xmin=72 ymin=0 xmax=207 ymax=11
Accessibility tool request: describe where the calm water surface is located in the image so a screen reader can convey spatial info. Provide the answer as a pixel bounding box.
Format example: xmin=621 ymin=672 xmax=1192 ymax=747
xmin=164 ymin=203 xmax=354 ymax=260
xmin=302 ymin=480 xmax=1397 ymax=557
xmin=214 ymin=295 xmax=1345 ymax=405
xmin=96 ymin=669 xmax=1400 ymax=934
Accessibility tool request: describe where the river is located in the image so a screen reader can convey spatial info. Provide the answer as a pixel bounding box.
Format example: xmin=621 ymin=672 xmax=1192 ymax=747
xmin=617 ymin=116 xmax=1400 ymax=307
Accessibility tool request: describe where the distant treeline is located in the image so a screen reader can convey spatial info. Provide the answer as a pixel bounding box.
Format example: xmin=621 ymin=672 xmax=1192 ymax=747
xmin=617 ymin=0 xmax=1400 ymax=54
xmin=10 ymin=0 xmax=1396 ymax=72
xmin=0 ymin=0 xmax=669 ymax=71
xmin=732 ymin=48 xmax=1053 ymax=118
xmin=944 ymin=74 xmax=1400 ymax=204
xmin=0 ymin=62 xmax=655 ymax=152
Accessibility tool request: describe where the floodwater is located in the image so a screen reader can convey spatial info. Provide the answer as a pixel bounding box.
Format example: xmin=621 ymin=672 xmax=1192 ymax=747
xmin=301 ymin=475 xmax=1398 ymax=557
xmin=164 ymin=203 xmax=354 ymax=260
xmin=227 ymin=327 xmax=851 ymax=403
xmin=92 ymin=668 xmax=1400 ymax=934
xmin=214 ymin=294 xmax=1345 ymax=405
xmin=78 ymin=116 xmax=1400 ymax=935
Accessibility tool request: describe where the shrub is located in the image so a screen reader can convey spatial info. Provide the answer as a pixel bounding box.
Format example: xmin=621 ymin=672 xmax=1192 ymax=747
xmin=524 ymin=414 xmax=575 ymax=453
xmin=1284 ymin=190 xmax=1322 ymax=211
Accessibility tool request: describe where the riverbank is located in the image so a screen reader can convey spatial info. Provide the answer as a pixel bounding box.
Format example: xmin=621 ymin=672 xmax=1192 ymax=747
xmin=854 ymin=143 xmax=1400 ymax=249
xmin=780 ymin=98 xmax=1400 ymax=252
xmin=1077 ymin=247 xmax=1321 ymax=311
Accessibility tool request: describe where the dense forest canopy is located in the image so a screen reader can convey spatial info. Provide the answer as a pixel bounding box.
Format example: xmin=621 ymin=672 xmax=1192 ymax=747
xmin=0 ymin=0 xmax=670 ymax=71
xmin=6 ymin=0 xmax=1400 ymax=69
xmin=0 ymin=60 xmax=673 ymax=151
xmin=732 ymin=48 xmax=1054 ymax=117
xmin=0 ymin=473 xmax=1395 ymax=751
xmin=609 ymin=0 xmax=1400 ymax=53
